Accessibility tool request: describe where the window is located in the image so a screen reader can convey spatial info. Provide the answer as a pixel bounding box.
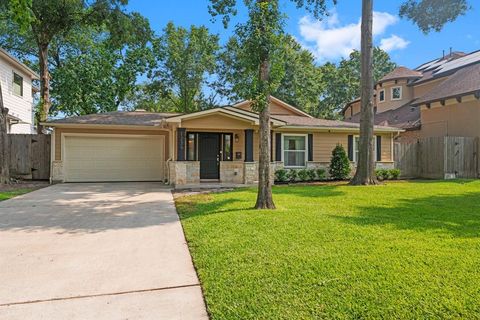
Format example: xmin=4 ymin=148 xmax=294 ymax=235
xmin=353 ymin=136 xmax=377 ymax=163
xmin=13 ymin=73 xmax=23 ymax=97
xmin=186 ymin=133 xmax=197 ymax=160
xmin=222 ymin=133 xmax=233 ymax=161
xmin=391 ymin=86 xmax=402 ymax=100
xmin=283 ymin=134 xmax=307 ymax=167
xmin=379 ymin=89 xmax=385 ymax=102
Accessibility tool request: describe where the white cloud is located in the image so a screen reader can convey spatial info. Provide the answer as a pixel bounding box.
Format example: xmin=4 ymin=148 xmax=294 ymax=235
xmin=380 ymin=35 xmax=410 ymax=51
xmin=299 ymin=11 xmax=409 ymax=62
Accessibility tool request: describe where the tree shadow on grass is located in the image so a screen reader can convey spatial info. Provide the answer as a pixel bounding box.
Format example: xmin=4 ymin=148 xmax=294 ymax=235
xmin=335 ymin=191 xmax=480 ymax=238
xmin=177 ymin=185 xmax=345 ymax=220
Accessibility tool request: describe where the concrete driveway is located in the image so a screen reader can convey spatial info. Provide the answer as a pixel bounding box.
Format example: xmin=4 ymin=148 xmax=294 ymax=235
xmin=0 ymin=183 xmax=208 ymax=320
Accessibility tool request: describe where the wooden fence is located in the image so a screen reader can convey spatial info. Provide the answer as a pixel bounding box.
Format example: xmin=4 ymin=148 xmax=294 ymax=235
xmin=8 ymin=134 xmax=50 ymax=180
xmin=395 ymin=136 xmax=479 ymax=179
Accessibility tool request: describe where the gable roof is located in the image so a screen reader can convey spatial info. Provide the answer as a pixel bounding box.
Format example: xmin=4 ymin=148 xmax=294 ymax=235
xmin=233 ymin=96 xmax=313 ymax=118
xmin=0 ymin=48 xmax=39 ymax=80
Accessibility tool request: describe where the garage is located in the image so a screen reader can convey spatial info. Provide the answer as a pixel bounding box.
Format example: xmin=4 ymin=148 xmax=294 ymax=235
xmin=64 ymin=135 xmax=165 ymax=182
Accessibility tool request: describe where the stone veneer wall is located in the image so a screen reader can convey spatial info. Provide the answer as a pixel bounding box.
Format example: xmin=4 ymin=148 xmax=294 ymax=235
xmin=51 ymin=161 xmax=64 ymax=183
xmin=169 ymin=161 xmax=200 ymax=186
xmin=220 ymin=162 xmax=244 ymax=184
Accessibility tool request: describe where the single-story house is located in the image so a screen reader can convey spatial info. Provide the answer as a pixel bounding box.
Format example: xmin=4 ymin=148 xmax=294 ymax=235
xmin=44 ymin=96 xmax=402 ymax=186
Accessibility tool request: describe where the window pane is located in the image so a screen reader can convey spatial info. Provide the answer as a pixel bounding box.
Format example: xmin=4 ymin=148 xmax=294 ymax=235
xmin=379 ymin=90 xmax=385 ymax=101
xmin=13 ymin=73 xmax=23 ymax=96
xmin=284 ymin=136 xmax=305 ymax=151
xmin=223 ymin=134 xmax=232 ymax=161
xmin=284 ymin=151 xmax=305 ymax=167
xmin=392 ymin=87 xmax=401 ymax=99
xmin=187 ymin=133 xmax=196 ymax=160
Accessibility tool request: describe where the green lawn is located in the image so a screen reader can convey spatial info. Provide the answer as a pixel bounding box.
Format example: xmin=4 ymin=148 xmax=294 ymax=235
xmin=0 ymin=189 xmax=33 ymax=201
xmin=176 ymin=180 xmax=480 ymax=319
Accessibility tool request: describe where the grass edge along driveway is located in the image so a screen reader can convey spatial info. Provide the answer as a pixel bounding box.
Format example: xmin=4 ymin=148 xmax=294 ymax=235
xmin=176 ymin=180 xmax=480 ymax=320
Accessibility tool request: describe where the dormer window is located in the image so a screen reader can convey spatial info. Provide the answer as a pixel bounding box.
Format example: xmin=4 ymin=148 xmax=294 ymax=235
xmin=379 ymin=89 xmax=385 ymax=102
xmin=391 ymin=86 xmax=402 ymax=100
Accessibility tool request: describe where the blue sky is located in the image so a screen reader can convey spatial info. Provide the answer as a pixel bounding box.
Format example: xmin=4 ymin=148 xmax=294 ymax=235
xmin=128 ymin=0 xmax=478 ymax=68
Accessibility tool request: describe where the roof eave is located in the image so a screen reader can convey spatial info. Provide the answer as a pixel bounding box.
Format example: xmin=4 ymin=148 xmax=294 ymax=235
xmin=40 ymin=122 xmax=168 ymax=130
xmin=280 ymin=125 xmax=404 ymax=133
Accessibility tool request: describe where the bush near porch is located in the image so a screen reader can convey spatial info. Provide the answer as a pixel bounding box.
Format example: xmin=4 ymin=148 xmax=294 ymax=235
xmin=176 ymin=180 xmax=480 ymax=319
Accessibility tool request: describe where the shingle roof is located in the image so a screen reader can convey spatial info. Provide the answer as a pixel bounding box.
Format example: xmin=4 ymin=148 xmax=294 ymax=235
xmin=413 ymin=63 xmax=480 ymax=105
xmin=273 ymin=115 xmax=400 ymax=131
xmin=379 ymin=66 xmax=423 ymax=83
xmin=345 ymin=101 xmax=421 ymax=130
xmin=46 ymin=111 xmax=179 ymax=126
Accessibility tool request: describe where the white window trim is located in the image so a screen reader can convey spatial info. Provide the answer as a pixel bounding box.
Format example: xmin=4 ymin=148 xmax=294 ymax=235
xmin=378 ymin=89 xmax=386 ymax=103
xmin=391 ymin=86 xmax=402 ymax=101
xmin=353 ymin=135 xmax=378 ymax=163
xmin=281 ymin=133 xmax=308 ymax=168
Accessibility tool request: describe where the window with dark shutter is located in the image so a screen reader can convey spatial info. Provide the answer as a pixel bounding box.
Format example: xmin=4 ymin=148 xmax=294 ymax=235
xmin=308 ymin=134 xmax=313 ymax=162
xmin=347 ymin=135 xmax=353 ymax=161
xmin=376 ymin=135 xmax=382 ymax=162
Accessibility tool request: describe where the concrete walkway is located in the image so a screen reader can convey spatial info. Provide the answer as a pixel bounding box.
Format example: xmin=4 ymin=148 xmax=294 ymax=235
xmin=0 ymin=183 xmax=208 ymax=320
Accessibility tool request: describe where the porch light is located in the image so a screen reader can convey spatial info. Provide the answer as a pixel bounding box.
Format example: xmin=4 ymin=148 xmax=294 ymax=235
xmin=234 ymin=134 xmax=239 ymax=143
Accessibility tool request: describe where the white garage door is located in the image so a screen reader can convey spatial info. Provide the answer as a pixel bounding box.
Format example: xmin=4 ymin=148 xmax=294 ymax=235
xmin=64 ymin=135 xmax=165 ymax=182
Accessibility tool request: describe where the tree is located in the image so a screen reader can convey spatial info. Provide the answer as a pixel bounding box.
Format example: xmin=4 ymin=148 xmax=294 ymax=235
xmin=3 ymin=0 xmax=143 ymax=132
xmin=145 ymin=22 xmax=219 ymax=114
xmin=217 ymin=34 xmax=322 ymax=115
xmin=317 ymin=47 xmax=396 ymax=119
xmin=329 ymin=144 xmax=351 ymax=180
xmin=399 ymin=0 xmax=470 ymax=33
xmin=0 ymin=79 xmax=9 ymax=184
xmin=351 ymin=0 xmax=470 ymax=185
xmin=209 ymin=0 xmax=334 ymax=209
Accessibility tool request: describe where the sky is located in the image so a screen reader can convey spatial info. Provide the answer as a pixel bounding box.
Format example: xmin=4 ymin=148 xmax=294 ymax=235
xmin=127 ymin=0 xmax=479 ymax=69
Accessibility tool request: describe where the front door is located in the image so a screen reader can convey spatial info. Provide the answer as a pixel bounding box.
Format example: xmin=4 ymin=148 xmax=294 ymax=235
xmin=198 ymin=133 xmax=220 ymax=179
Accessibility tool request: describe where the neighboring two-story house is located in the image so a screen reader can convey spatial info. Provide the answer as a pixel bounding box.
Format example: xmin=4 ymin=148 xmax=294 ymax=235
xmin=0 ymin=48 xmax=39 ymax=134
xmin=343 ymin=50 xmax=480 ymax=143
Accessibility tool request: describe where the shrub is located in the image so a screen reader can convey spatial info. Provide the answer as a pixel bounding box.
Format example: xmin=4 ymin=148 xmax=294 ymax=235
xmin=287 ymin=169 xmax=298 ymax=182
xmin=297 ymin=169 xmax=309 ymax=181
xmin=275 ymin=169 xmax=288 ymax=182
xmin=375 ymin=169 xmax=390 ymax=181
xmin=390 ymin=169 xmax=401 ymax=180
xmin=307 ymin=169 xmax=317 ymax=181
xmin=329 ymin=144 xmax=351 ymax=180
xmin=316 ymin=168 xmax=326 ymax=180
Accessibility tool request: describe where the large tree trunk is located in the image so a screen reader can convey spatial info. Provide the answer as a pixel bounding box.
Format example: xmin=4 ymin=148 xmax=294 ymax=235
xmin=37 ymin=43 xmax=50 ymax=134
xmin=0 ymin=81 xmax=10 ymax=184
xmin=255 ymin=60 xmax=275 ymax=209
xmin=351 ymin=0 xmax=378 ymax=185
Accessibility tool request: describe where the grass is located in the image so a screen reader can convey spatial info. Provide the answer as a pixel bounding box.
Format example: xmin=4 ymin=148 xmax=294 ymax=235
xmin=176 ymin=180 xmax=480 ymax=319
xmin=0 ymin=189 xmax=33 ymax=201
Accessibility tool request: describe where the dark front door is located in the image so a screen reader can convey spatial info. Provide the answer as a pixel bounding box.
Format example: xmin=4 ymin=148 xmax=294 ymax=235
xmin=198 ymin=133 xmax=220 ymax=179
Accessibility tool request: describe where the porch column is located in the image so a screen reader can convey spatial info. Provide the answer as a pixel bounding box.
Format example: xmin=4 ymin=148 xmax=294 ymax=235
xmin=177 ymin=128 xmax=186 ymax=161
xmin=244 ymin=129 xmax=254 ymax=162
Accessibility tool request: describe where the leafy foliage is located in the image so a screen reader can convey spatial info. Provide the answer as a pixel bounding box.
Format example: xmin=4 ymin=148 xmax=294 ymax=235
xmin=145 ymin=22 xmax=220 ymax=113
xmin=274 ymin=168 xmax=288 ymax=182
xmin=399 ymin=0 xmax=470 ymax=33
xmin=329 ymin=144 xmax=351 ymax=180
xmin=317 ymin=48 xmax=396 ymax=119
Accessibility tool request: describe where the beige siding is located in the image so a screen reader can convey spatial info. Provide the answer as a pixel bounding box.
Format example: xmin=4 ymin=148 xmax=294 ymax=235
xmin=413 ymin=77 xmax=447 ymax=99
xmin=54 ymin=127 xmax=169 ymax=161
xmin=236 ymin=99 xmax=304 ymax=116
xmin=420 ymin=99 xmax=480 ymax=138
xmin=376 ymin=80 xmax=414 ymax=113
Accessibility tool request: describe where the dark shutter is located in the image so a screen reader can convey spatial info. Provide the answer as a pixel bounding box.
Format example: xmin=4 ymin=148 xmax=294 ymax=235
xmin=177 ymin=128 xmax=186 ymax=161
xmin=376 ymin=135 xmax=382 ymax=161
xmin=270 ymin=131 xmax=273 ymax=161
xmin=244 ymin=129 xmax=254 ymax=162
xmin=308 ymin=134 xmax=313 ymax=162
xmin=275 ymin=133 xmax=282 ymax=161
xmin=347 ymin=135 xmax=353 ymax=161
